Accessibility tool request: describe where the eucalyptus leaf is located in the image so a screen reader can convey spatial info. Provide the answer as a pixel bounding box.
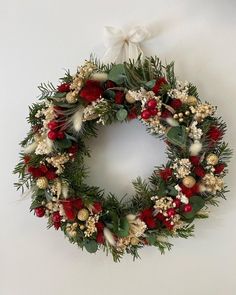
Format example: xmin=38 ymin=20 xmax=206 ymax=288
xmin=84 ymin=240 xmax=98 ymax=253
xmin=144 ymin=79 xmax=156 ymax=90
xmin=108 ymin=64 xmax=126 ymax=84
xmin=104 ymin=89 xmax=116 ymax=100
xmin=166 ymin=126 xmax=187 ymax=148
xmin=116 ymin=109 xmax=128 ymax=121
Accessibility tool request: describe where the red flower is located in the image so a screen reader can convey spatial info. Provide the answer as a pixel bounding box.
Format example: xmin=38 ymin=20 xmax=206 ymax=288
xmin=194 ymin=166 xmax=206 ymax=178
xmin=159 ymin=168 xmax=173 ymax=181
xmin=39 ymin=164 xmax=48 ymax=174
xmin=180 ymin=183 xmax=199 ymax=198
xmin=45 ymin=170 xmax=57 ymax=180
xmin=52 ymin=212 xmax=61 ymax=230
xmin=161 ymin=110 xmax=172 ymax=119
xmin=35 ymin=207 xmax=45 ymax=217
xmin=61 ymin=198 xmax=84 ymax=221
xmin=27 ymin=166 xmax=44 ymax=178
xmin=68 ymin=144 xmax=79 ymax=157
xmin=95 ymin=222 xmax=104 ymax=231
xmin=163 ymin=219 xmax=174 ymax=230
xmin=214 ymin=163 xmax=225 ymax=174
xmin=57 ymin=83 xmax=71 ymax=93
xmin=96 ymin=232 xmax=105 ymax=244
xmin=139 ymin=208 xmax=153 ymax=221
xmin=189 ymin=156 xmax=201 ymax=166
xmin=92 ymin=202 xmax=102 ymax=214
xmin=170 ymin=99 xmax=182 ymax=110
xmin=105 ymin=80 xmax=116 ymax=89
xmin=145 ymin=217 xmax=157 ymax=229
xmin=128 ymin=108 xmax=137 ymax=120
xmin=207 ymin=126 xmax=223 ymax=142
xmin=80 ymin=80 xmax=104 ymax=103
xmin=152 ymin=77 xmax=167 ymax=94
xmin=23 ymin=155 xmax=31 ymax=164
xmin=155 ymin=212 xmax=165 ymax=221
xmin=114 ymin=91 xmax=124 ymax=104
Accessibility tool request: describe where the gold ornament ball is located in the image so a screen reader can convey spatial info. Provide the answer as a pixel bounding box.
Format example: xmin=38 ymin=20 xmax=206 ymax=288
xmin=130 ymin=237 xmax=139 ymax=246
xmin=79 ymin=224 xmax=85 ymax=230
xmin=182 ymin=176 xmax=196 ymax=188
xmin=36 ymin=177 xmax=48 ymax=189
xmin=206 ymin=153 xmax=219 ymax=166
xmin=66 ymin=92 xmax=77 ymax=104
xmin=77 ymin=208 xmax=89 ymax=221
xmin=125 ymin=92 xmax=136 ymax=104
xmin=186 ymin=96 xmax=197 ymax=106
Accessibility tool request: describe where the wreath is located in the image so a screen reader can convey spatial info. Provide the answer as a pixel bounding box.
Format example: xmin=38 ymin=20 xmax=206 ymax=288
xmin=14 ymin=56 xmax=232 ymax=261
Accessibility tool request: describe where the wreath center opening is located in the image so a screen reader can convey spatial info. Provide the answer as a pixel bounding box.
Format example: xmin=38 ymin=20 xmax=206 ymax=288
xmin=84 ymin=120 xmax=167 ymax=198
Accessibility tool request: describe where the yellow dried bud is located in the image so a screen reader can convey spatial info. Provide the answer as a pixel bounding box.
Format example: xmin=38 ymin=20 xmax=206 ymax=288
xmin=77 ymin=208 xmax=89 ymax=221
xmin=36 ymin=177 xmax=48 ymax=189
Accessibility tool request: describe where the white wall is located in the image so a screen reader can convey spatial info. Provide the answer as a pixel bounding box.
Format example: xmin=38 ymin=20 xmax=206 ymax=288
xmin=1 ymin=1 xmax=236 ymax=294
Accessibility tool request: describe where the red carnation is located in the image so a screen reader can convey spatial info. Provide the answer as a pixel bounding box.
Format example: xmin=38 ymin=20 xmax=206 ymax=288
xmin=194 ymin=166 xmax=206 ymax=178
xmin=80 ymin=80 xmax=104 ymax=103
xmin=145 ymin=217 xmax=157 ymax=229
xmin=92 ymin=202 xmax=102 ymax=214
xmin=114 ymin=91 xmax=124 ymax=104
xmin=57 ymin=83 xmax=71 ymax=93
xmin=39 ymin=164 xmax=48 ymax=174
xmin=28 ymin=166 xmax=44 ymax=178
xmin=207 ymin=126 xmax=223 ymax=142
xmin=152 ymin=77 xmax=167 ymax=94
xmin=189 ymin=156 xmax=201 ymax=166
xmin=170 ymin=99 xmax=182 ymax=110
xmin=96 ymin=232 xmax=105 ymax=244
xmin=35 ymin=207 xmax=45 ymax=218
xmin=139 ymin=208 xmax=153 ymax=221
xmin=155 ymin=212 xmax=165 ymax=221
xmin=214 ymin=163 xmax=225 ymax=174
xmin=159 ymin=168 xmax=173 ymax=181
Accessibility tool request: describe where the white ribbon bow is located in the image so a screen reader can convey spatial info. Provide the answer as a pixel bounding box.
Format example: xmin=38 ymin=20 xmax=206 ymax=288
xmin=103 ymin=26 xmax=150 ymax=63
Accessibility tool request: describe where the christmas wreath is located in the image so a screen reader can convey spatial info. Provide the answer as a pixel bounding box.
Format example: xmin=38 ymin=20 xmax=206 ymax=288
xmin=14 ymin=56 xmax=232 ymax=261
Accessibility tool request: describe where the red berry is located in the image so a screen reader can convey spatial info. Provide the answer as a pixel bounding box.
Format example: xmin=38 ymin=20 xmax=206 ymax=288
xmin=163 ymin=219 xmax=174 ymax=230
xmin=141 ymin=109 xmax=151 ymax=120
xmin=92 ymin=202 xmax=102 ymax=214
xmin=150 ymin=108 xmax=158 ymax=116
xmin=183 ymin=204 xmax=192 ymax=213
xmin=173 ymin=198 xmax=181 ymax=208
xmin=35 ymin=207 xmax=45 ymax=217
xmin=167 ymin=208 xmax=175 ymax=217
xmin=68 ymin=145 xmax=78 ymax=155
xmin=96 ymin=232 xmax=105 ymax=244
xmin=48 ymin=131 xmax=57 ymax=140
xmin=48 ymin=121 xmax=58 ymax=131
xmin=56 ymin=131 xmax=65 ymax=139
xmin=52 ymin=212 xmax=61 ymax=223
xmin=147 ymin=99 xmax=157 ymax=109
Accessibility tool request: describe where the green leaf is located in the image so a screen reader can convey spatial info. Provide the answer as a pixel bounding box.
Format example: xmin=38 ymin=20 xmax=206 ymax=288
xmin=55 ymin=138 xmax=72 ymax=150
xmin=116 ymin=217 xmax=130 ymax=237
xmin=168 ymin=186 xmax=178 ymax=196
xmin=146 ymin=234 xmax=156 ymax=245
xmin=108 ymin=64 xmax=126 ymax=84
xmin=144 ymin=79 xmax=156 ymax=90
xmin=116 ymin=109 xmax=128 ymax=121
xmin=84 ymin=240 xmax=98 ymax=253
xmin=183 ymin=196 xmax=205 ymax=219
xmin=166 ymin=126 xmax=187 ymax=148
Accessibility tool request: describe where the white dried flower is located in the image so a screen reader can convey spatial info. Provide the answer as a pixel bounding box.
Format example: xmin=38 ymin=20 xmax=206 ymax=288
xmin=172 ymin=158 xmax=192 ymax=179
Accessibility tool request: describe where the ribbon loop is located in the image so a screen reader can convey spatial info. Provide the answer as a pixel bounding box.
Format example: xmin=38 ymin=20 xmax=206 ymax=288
xmin=103 ymin=26 xmax=150 ymax=63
